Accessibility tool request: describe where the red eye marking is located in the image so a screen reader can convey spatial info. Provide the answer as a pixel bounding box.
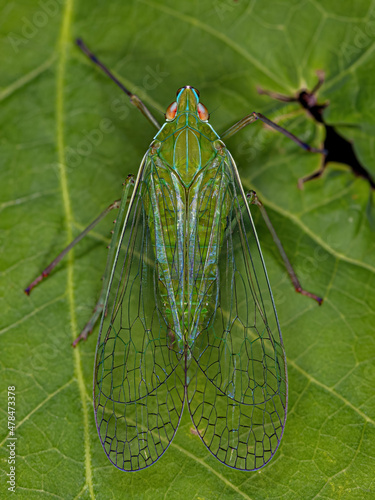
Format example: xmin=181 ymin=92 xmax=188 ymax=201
xmin=197 ymin=102 xmax=209 ymax=121
xmin=166 ymin=101 xmax=177 ymax=120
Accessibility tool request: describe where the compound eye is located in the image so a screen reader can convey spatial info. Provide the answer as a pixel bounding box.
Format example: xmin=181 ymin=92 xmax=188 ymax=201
xmin=197 ymin=102 xmax=209 ymax=121
xmin=165 ymin=101 xmax=178 ymax=121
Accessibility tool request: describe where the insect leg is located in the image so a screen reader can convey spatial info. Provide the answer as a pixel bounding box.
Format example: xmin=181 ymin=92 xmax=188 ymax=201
xmin=25 ymin=200 xmax=120 ymax=294
xmin=25 ymin=174 xmax=134 ymax=286
xmin=72 ymin=175 xmax=135 ymax=346
xmin=76 ymin=39 xmax=161 ymax=130
xmin=221 ymin=112 xmax=326 ymax=154
xmin=247 ymin=190 xmax=323 ymax=305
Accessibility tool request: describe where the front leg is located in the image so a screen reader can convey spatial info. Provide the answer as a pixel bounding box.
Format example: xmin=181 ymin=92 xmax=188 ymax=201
xmin=221 ymin=111 xmax=326 ymax=155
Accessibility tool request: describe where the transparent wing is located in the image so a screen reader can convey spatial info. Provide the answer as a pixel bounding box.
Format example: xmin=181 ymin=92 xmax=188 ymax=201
xmin=94 ymin=156 xmax=185 ymax=472
xmin=187 ymin=151 xmax=287 ymax=471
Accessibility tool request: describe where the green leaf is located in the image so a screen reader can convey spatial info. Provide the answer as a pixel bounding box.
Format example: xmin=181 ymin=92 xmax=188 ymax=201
xmin=1 ymin=0 xmax=374 ymax=498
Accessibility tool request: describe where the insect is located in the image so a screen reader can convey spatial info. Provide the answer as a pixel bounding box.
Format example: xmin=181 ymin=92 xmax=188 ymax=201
xmin=25 ymin=40 xmax=324 ymax=472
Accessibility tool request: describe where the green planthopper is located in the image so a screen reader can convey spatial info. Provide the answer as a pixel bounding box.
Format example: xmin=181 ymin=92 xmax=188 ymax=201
xmin=26 ymin=40 xmax=324 ymax=472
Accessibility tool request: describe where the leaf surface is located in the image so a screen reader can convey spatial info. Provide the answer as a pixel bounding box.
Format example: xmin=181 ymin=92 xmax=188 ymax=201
xmin=1 ymin=1 xmax=374 ymax=498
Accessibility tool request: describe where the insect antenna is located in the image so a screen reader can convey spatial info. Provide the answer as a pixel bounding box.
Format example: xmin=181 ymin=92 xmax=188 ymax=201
xmin=76 ymin=38 xmax=161 ymax=129
xmin=76 ymin=38 xmax=133 ymax=97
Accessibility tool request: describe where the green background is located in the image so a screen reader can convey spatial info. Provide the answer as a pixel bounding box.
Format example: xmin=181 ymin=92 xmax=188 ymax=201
xmin=1 ymin=0 xmax=374 ymax=498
